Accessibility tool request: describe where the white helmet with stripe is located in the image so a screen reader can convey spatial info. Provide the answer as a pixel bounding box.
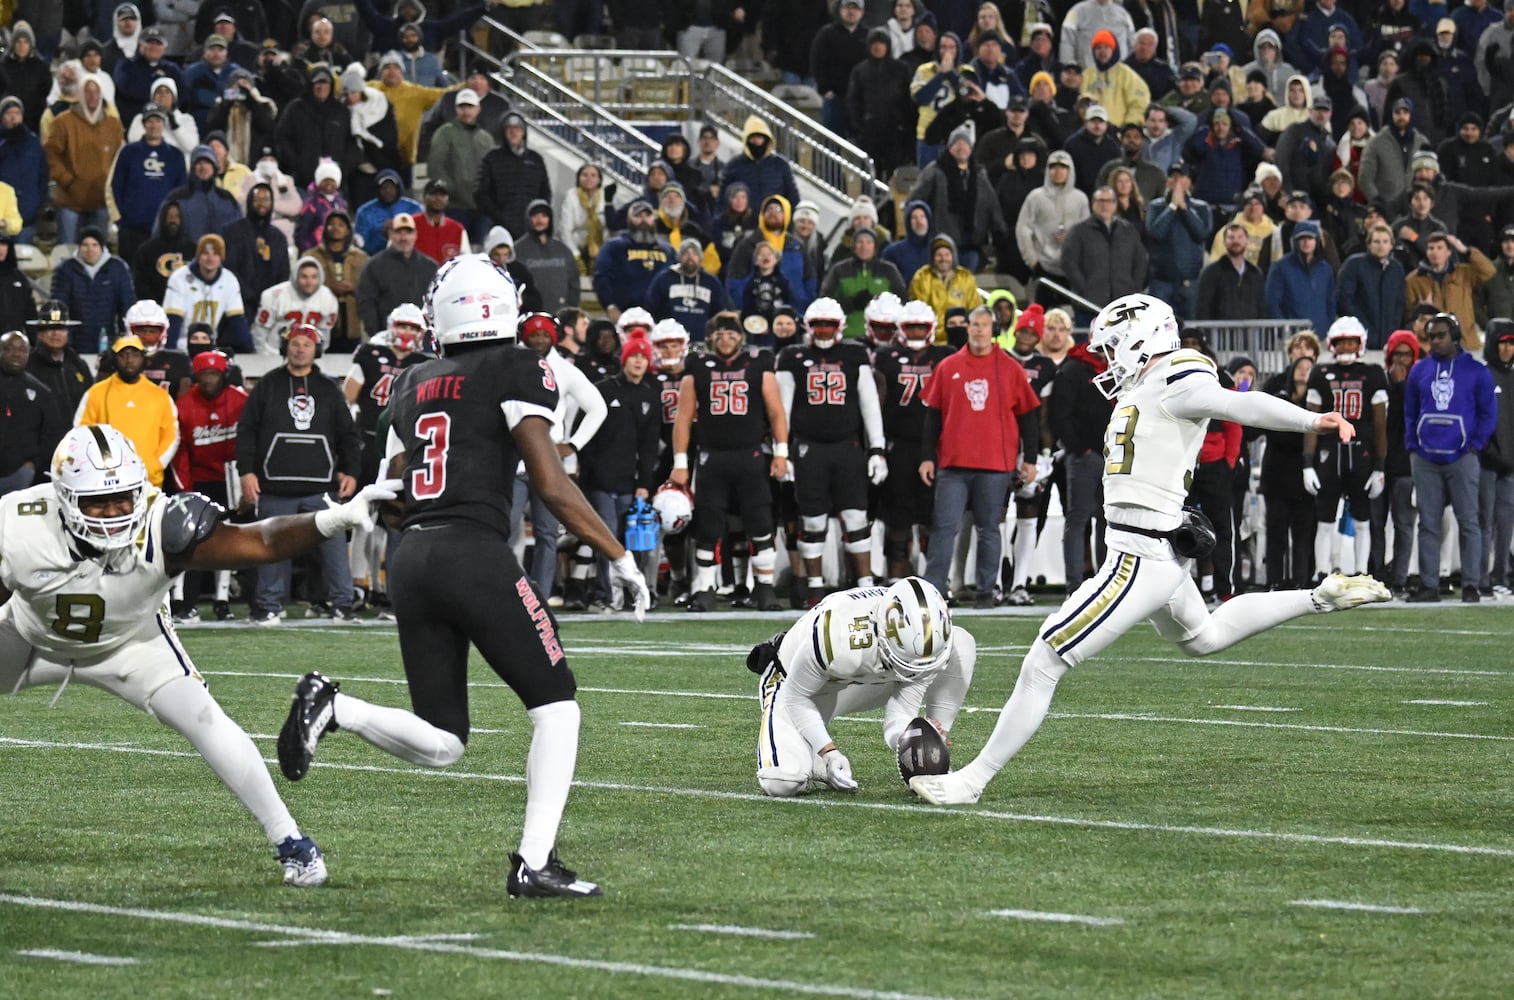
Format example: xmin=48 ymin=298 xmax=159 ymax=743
xmin=52 ymin=425 xmax=150 ymax=550
xmin=1088 ymin=292 xmax=1179 ymax=399
xmin=870 ymin=577 xmax=953 ymax=679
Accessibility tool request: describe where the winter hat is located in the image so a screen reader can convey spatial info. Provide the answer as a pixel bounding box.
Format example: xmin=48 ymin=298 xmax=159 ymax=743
xmin=851 ymin=226 xmax=878 ymax=246
xmin=190 ymin=145 xmax=217 ymax=167
xmin=1014 ymin=303 xmax=1045 ymax=339
xmin=620 ymin=334 xmax=654 ymax=366
xmin=792 ymin=201 xmax=821 ymax=225
xmin=78 ymin=225 xmax=107 ymax=246
xmin=724 ymin=180 xmax=750 ymax=205
xmin=1245 ymin=69 xmax=1267 ymax=86
xmin=850 ymin=196 xmax=878 ymax=224
xmin=1253 ymin=162 xmax=1283 ymax=186
xmin=1411 ymin=150 xmax=1440 ymax=172
xmin=947 ymin=125 xmax=974 ymax=149
xmin=0 ymin=96 xmax=21 ymax=119
xmin=314 ymin=158 xmax=343 ymax=186
xmin=1091 ymin=29 xmax=1117 ymax=50
xmin=679 ymin=237 xmax=702 ymax=256
xmin=378 ymin=50 xmax=405 ymax=71
xmin=197 ymin=234 xmax=226 ymax=257
xmin=11 ymin=21 xmax=35 ymax=47
xmin=192 ymin=350 xmax=230 ymax=374
xmin=1225 ymin=354 xmax=1256 ymax=376
xmin=1029 ymin=70 xmax=1056 ymax=96
xmin=341 ymin=64 xmax=367 ymax=94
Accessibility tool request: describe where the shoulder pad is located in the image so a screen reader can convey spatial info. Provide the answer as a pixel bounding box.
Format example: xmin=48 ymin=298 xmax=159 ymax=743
xmin=1168 ymin=349 xmax=1216 ymax=370
xmin=1165 ymin=350 xmax=1218 ymax=385
xmin=160 ymin=492 xmax=228 ymax=557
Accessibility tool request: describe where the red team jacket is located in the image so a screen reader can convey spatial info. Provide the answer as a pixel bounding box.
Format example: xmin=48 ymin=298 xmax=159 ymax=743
xmin=173 ymin=385 xmax=248 ymax=488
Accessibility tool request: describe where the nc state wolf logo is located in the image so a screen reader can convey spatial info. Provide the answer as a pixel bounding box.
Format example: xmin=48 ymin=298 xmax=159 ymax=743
xmin=964 ymin=378 xmax=990 ymax=411
xmin=1431 ymin=368 xmax=1456 ymax=411
xmin=288 ymin=392 xmax=316 ymax=430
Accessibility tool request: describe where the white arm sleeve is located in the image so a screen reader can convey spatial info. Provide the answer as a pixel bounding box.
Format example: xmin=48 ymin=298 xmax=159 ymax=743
xmin=384 ymin=426 xmax=405 ymax=464
xmin=558 ymin=362 xmax=607 ymax=452
xmin=344 ymin=363 xmax=366 ymax=388
xmin=1164 ymin=376 xmax=1320 ymax=434
xmin=857 ymin=363 xmax=885 ymax=450
xmin=776 ymin=369 xmax=796 ymax=421
xmin=774 ymin=612 xmax=840 ymax=754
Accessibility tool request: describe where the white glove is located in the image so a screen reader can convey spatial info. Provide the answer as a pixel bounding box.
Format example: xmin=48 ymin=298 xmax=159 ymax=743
xmin=609 ymin=551 xmax=652 ymax=622
xmin=1302 ymin=467 xmax=1321 ymax=496
xmin=867 ymin=453 xmax=888 ymax=486
xmin=822 ymin=748 xmax=858 ymax=792
xmin=314 ymin=478 xmax=402 ymax=536
xmin=1367 ymin=470 xmax=1385 ymax=499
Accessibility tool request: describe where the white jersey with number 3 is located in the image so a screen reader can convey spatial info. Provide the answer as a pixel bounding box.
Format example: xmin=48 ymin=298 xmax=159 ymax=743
xmin=1101 ymin=349 xmax=1214 ymax=527
xmin=0 ymin=484 xmax=175 ymax=658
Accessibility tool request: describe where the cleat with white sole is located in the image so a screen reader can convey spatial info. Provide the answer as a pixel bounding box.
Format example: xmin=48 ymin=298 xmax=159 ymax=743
xmin=276 ymin=835 xmax=328 ymax=887
xmin=277 ymin=672 xmax=340 ymax=781
xmin=507 ymin=851 xmax=603 ymax=898
xmin=908 ymin=771 xmax=982 ymax=805
xmin=1311 ymin=573 xmax=1392 ymax=612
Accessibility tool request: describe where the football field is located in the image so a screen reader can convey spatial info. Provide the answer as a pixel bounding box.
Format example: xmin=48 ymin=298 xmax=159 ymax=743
xmin=2 ymin=605 xmax=1512 ymax=999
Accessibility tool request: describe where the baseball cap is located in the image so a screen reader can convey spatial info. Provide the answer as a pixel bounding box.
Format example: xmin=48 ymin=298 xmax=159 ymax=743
xmin=627 ymin=198 xmax=654 ymax=216
xmin=309 ymin=64 xmax=335 ymax=84
xmin=1085 ymin=104 xmax=1109 ymax=122
xmin=205 ymin=34 xmax=228 ymax=49
xmin=1179 ymin=62 xmax=1204 ymax=81
xmin=192 ymin=350 xmax=229 ymax=375
xmin=1047 ymin=150 xmax=1072 ymax=168
xmin=424 ymin=178 xmax=449 ymax=195
xmin=1392 ymin=97 xmax=1414 ymax=113
xmin=1312 ymin=94 xmax=1332 ymax=110
xmin=1007 ymin=95 xmax=1028 ymax=111
xmin=140 ymin=103 xmax=168 ymax=123
xmin=377 ymin=168 xmax=403 ymax=188
xmin=1437 ymin=17 xmax=1456 ymax=34
xmin=112 ymin=334 xmax=146 ymax=353
xmin=214 ymin=12 xmax=236 ymax=25
xmin=141 ymin=26 xmax=165 ymax=42
xmin=698 ymin=122 xmax=719 ymax=138
xmin=1501 ymin=224 xmax=1514 ymax=241
xmin=1168 ymin=159 xmax=1189 ymax=176
xmin=390 ymin=213 xmax=417 ymax=231
xmin=839 ymin=0 xmax=863 ymax=6
xmin=455 ymin=88 xmax=480 ymax=107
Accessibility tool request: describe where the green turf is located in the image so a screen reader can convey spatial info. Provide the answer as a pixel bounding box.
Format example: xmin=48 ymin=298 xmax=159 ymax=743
xmin=2 ymin=607 xmax=1513 ymax=999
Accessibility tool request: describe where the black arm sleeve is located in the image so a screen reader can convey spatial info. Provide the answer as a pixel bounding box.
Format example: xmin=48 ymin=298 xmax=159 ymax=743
xmin=921 ymin=407 xmax=942 ymax=464
xmin=1019 ymin=410 xmax=1040 ymax=465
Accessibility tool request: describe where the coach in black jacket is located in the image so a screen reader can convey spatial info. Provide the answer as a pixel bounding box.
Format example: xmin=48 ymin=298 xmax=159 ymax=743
xmin=236 ymin=324 xmax=363 ymax=622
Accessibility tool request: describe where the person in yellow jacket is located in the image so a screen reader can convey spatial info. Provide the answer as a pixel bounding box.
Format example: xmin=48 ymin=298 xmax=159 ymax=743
xmin=366 ymin=53 xmax=457 ymax=166
xmin=908 ymin=234 xmax=983 ymax=338
xmin=74 ymin=335 xmax=179 ymax=488
xmin=1207 ymin=188 xmax=1280 ymax=264
xmin=1079 ymin=30 xmax=1151 ymax=127
xmin=0 ymin=179 xmax=22 ymax=238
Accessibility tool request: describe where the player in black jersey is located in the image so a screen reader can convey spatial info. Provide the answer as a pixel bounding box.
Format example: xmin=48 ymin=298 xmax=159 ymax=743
xmin=873 ymin=300 xmax=951 ymax=581
xmin=341 ymin=303 xmax=431 ymax=609
xmin=278 ymin=255 xmax=650 ymax=899
xmin=776 ymin=297 xmax=889 ymax=604
xmin=1001 ymin=304 xmax=1057 ymax=604
xmin=101 ymin=301 xmax=194 ymax=399
xmin=1304 ymin=317 xmax=1390 ymax=581
xmin=649 ymin=318 xmax=692 ymax=599
xmin=672 ymin=310 xmax=789 ymax=611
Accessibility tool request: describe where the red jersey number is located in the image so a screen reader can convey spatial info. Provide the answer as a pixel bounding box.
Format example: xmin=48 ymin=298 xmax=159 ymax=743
xmin=708 ymin=380 xmax=749 ymax=416
xmin=369 ymin=372 xmax=395 ymax=407
xmin=896 ymin=371 xmax=928 ymax=406
xmin=411 ymin=412 xmax=452 ymax=500
xmin=806 ymin=370 xmax=847 ymax=405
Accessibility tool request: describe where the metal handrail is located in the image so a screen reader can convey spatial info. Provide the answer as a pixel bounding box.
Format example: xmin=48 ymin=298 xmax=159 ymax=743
xmin=510 ymin=48 xmax=697 ymax=123
xmin=1031 ymin=277 xmax=1101 ymax=313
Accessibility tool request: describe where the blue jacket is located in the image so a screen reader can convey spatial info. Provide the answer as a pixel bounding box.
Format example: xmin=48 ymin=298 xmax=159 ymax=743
xmin=165 ymin=176 xmax=242 ymax=246
xmin=354 ymin=0 xmax=488 ymax=55
xmin=1265 ymin=247 xmax=1336 ymax=335
xmin=882 ymin=199 xmax=934 ymax=287
xmin=354 ymin=195 xmax=423 ymax=254
xmin=182 ymin=59 xmax=242 ymax=129
xmin=0 ymin=123 xmax=47 ymax=226
xmin=50 ymin=253 xmax=135 ymax=354
xmin=1405 ymin=348 xmax=1497 ymax=463
xmin=718 ymin=150 xmax=800 ymax=212
xmin=1336 ymin=252 xmax=1405 ymax=350
xmin=111 ymin=140 xmax=189 ymax=234
xmin=114 ymin=57 xmax=185 ymax=113
xmin=645 ymin=265 xmax=732 ymax=333
xmin=593 ymin=233 xmax=675 ymax=314
xmin=1146 ymin=196 xmax=1213 ymax=282
xmin=1184 ymin=126 xmax=1264 ymax=208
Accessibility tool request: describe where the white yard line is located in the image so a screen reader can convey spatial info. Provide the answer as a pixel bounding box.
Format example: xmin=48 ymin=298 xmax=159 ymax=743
xmin=1212 ymin=706 xmax=1300 ymax=713
xmin=1291 ymin=899 xmax=1424 ymax=915
xmin=0 ymin=895 xmax=951 ymax=1000
xmin=1045 ymin=711 xmax=1514 ymax=742
xmin=669 ymin=923 xmax=816 ymax=940
xmin=1124 ymin=656 xmax=1514 ymax=678
xmin=2 ymin=736 xmax=1511 ymax=859
xmin=986 ymin=909 xmax=1125 ymax=927
xmin=253 ymin=933 xmax=484 ymax=948
xmin=1402 ymin=700 xmax=1489 ymax=707
xmin=620 ymin=722 xmax=705 ymax=729
xmin=16 ymin=948 xmax=139 ymax=965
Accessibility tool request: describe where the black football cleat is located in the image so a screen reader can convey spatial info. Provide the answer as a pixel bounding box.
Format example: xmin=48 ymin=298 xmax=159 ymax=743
xmin=687 ymin=589 xmax=717 ymax=612
xmin=507 ymin=851 xmax=603 ymax=898
xmin=278 ymin=672 xmax=340 ymax=781
xmin=752 ymin=582 xmax=783 ymax=611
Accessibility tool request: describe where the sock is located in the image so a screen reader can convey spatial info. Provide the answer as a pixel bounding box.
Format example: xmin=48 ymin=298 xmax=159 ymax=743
xmin=957 ymin=640 xmax=1068 ymax=793
xmin=214 ymin=570 xmax=231 ymax=601
xmin=1313 ymin=522 xmax=1334 ymax=578
xmin=1178 ymin=589 xmax=1317 ymax=655
xmin=857 ymin=575 xmax=874 ymax=588
xmin=171 ymin=575 xmax=185 ymax=600
xmin=333 ymin=691 xmax=464 ymax=767
xmin=519 ymin=700 xmax=580 ymax=869
xmin=1011 ymin=517 xmax=1038 ymax=588
xmin=693 ymin=563 xmax=718 ymax=593
xmin=808 ymin=576 xmax=823 ymax=588
xmin=148 ymin=676 xmax=299 ymax=845
xmin=1200 ymin=573 xmax=1214 ymax=593
xmin=1350 ymin=519 xmax=1371 ymax=577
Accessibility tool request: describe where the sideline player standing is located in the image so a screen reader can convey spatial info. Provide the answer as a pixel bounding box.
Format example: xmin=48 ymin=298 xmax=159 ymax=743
xmin=0 ymin=424 xmax=394 ymax=885
xmin=910 ymin=294 xmax=1391 ymax=805
xmin=279 ymin=255 xmax=651 ymax=898
xmin=751 ymin=576 xmax=975 ymax=796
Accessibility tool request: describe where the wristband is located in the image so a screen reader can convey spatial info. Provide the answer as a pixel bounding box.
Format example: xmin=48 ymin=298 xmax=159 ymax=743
xmin=673 ymin=452 xmax=689 ymax=470
xmin=772 ymin=442 xmax=789 ymax=459
xmin=313 ymin=506 xmax=345 ymax=538
xmin=869 ymin=447 xmax=885 ymax=459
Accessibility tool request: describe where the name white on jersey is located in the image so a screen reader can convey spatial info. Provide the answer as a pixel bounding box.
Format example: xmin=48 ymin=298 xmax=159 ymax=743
xmin=0 ymin=485 xmax=174 ymax=658
xmin=1101 ymin=350 xmax=1214 ymax=519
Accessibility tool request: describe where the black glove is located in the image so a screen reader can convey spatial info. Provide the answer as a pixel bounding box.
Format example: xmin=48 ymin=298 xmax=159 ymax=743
xmin=1488 ymin=43 xmax=1502 ymax=67
xmin=605 ymin=182 xmax=618 ymax=202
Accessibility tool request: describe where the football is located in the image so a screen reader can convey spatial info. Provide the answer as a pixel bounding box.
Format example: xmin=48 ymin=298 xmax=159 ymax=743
xmin=896 ymin=716 xmax=950 ymax=784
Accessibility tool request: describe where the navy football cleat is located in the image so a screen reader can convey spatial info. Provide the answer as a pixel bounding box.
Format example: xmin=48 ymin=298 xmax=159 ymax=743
xmin=278 ymin=672 xmax=340 ymax=781
xmin=276 ymin=835 xmax=328 ymax=887
xmin=507 ymin=851 xmax=603 ymax=898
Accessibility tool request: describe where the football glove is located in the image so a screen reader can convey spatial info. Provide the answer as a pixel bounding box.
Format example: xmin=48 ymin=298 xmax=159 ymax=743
xmin=867 ymin=453 xmax=888 ymax=486
xmin=609 ymin=551 xmax=652 ymax=622
xmin=1302 ymin=468 xmax=1321 ymax=496
xmin=1367 ymin=470 xmax=1385 ymax=499
xmin=314 ymin=479 xmax=403 ymax=537
xmin=822 ymin=748 xmax=858 ymax=792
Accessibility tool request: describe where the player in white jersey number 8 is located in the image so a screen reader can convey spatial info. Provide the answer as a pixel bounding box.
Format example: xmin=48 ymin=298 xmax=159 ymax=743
xmin=910 ymin=294 xmax=1391 ymax=805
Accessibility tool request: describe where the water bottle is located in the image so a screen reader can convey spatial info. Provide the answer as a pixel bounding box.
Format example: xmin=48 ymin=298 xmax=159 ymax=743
xmin=624 ymin=498 xmax=658 ymax=552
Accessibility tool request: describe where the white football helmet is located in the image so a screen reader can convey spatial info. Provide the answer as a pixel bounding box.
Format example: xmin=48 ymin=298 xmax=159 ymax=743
xmin=125 ymin=299 xmax=169 ymax=351
xmin=52 ymin=425 xmax=150 ymax=550
xmin=1326 ymin=315 xmax=1367 ymax=364
xmin=651 ymin=481 xmax=693 ymax=535
xmin=388 ymin=302 xmax=426 ymax=353
xmin=650 ymin=318 xmax=689 ymax=371
xmin=805 ymin=296 xmax=845 ymax=348
xmin=617 ymin=306 xmax=655 ymax=338
xmin=1088 ymin=293 xmax=1180 ymax=399
xmin=898 ymin=300 xmax=937 ymax=350
xmin=424 ymin=253 xmax=520 ymax=354
xmin=864 ymin=292 xmax=902 ymax=347
xmin=871 ymin=577 xmax=953 ymax=680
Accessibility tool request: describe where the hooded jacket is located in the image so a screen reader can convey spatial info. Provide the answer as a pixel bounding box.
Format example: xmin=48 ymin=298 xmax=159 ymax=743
xmin=0 ymin=115 xmax=47 ymax=228
xmin=110 ymin=132 xmax=189 ymax=234
xmin=908 ymin=146 xmax=1004 ymax=254
xmin=882 ymin=199 xmax=935 ymax=284
xmin=1016 ymin=152 xmax=1090 ymax=276
xmin=1059 ymin=0 xmax=1136 ymax=67
xmin=907 ymin=234 xmax=984 ymax=332
xmin=224 ymin=182 xmax=293 ymax=316
xmin=1264 ymin=224 xmax=1336 ymax=334
xmin=1482 ymin=329 xmax=1514 ymax=473
xmin=45 ymin=100 xmax=125 ymax=214
xmin=1378 ymin=329 xmax=1420 ymax=480
xmin=307 ymin=210 xmax=369 ymax=344
xmin=0 ymin=236 xmax=36 ymax=333
xmin=4 ymin=29 xmax=53 ymax=134
xmin=164 ymin=147 xmax=242 ymax=245
xmin=723 ymin=194 xmax=815 ymax=314
xmin=354 ymin=181 xmax=423 ymax=255
xmin=515 ymin=199 xmax=582 ymax=314
xmin=274 ymin=73 xmax=354 ymax=189
xmin=1079 ymin=37 xmax=1152 ymax=127
xmin=1405 ymin=343 xmax=1497 ymax=463
xmin=1241 ymin=29 xmax=1297 ymax=103
xmin=476 ymin=117 xmax=551 ymax=238
xmin=236 ymin=361 xmax=361 ymax=496
xmin=718 ymin=116 xmax=800 ymax=209
xmin=134 ymin=200 xmax=196 ymax=305
xmin=50 ymin=244 xmax=135 ymax=354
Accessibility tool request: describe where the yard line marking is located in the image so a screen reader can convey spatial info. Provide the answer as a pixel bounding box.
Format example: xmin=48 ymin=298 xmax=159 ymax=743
xmin=986 ymin=909 xmax=1125 ymax=927
xmin=0 ymin=895 xmax=956 ymax=1000
xmin=16 ymin=948 xmax=140 ymax=966
xmin=1212 ymin=706 xmax=1300 ymax=713
xmin=1045 ymin=712 xmax=1514 ymax=742
xmin=4 ymin=737 xmax=1512 ymax=859
xmin=253 ymin=933 xmax=485 ymax=948
xmin=620 ymin=722 xmax=705 ymax=729
xmin=1403 ymin=700 xmax=1489 ymax=707
xmin=203 ymin=671 xmax=757 ymax=701
xmin=1125 ymin=656 xmax=1513 ymax=678
xmin=1291 ymin=900 xmax=1424 ymax=915
xmin=1281 ymin=623 xmax=1503 ymax=638
xmin=669 ymin=923 xmax=816 ymax=940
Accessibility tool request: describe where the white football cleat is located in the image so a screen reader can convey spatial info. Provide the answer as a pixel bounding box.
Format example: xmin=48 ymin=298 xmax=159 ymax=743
xmin=908 ymin=771 xmax=982 ymax=805
xmin=1311 ymin=573 xmax=1392 ymax=612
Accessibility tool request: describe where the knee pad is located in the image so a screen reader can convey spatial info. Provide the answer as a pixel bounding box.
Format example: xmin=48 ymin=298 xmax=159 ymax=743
xmin=695 ymin=547 xmax=717 ymax=568
xmin=841 ymin=510 xmax=871 ymax=554
xmin=750 ymin=534 xmax=776 ymax=574
xmin=799 ymin=516 xmax=828 ymax=559
xmin=840 ymin=508 xmax=869 ymax=533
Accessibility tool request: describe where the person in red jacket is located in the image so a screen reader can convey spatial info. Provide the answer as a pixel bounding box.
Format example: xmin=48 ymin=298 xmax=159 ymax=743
xmin=170 ymin=349 xmax=247 ymax=621
xmin=919 ymin=305 xmax=1041 ymax=606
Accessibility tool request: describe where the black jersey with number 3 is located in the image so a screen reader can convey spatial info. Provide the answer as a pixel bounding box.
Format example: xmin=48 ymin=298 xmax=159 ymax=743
xmin=388 ymin=344 xmax=559 ymax=532
xmin=873 ymin=343 xmax=950 ymax=443
xmin=1306 ymin=361 xmax=1389 ymax=445
xmin=777 ymin=341 xmax=870 ymax=443
xmin=686 ymin=349 xmax=771 ymax=450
